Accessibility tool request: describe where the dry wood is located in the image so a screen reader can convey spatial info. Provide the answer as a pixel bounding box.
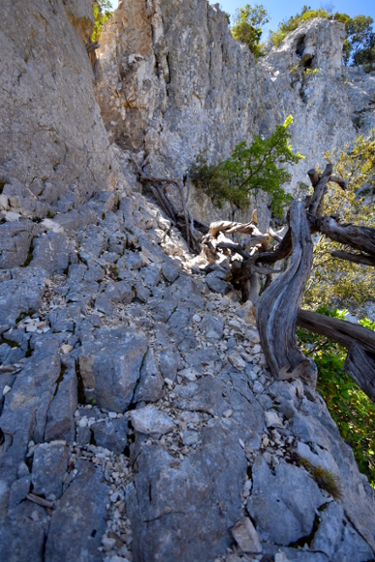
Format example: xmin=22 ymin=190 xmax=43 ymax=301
xmin=344 ymin=344 xmax=375 ymax=404
xmin=257 ymin=200 xmax=314 ymax=379
xmin=310 ymin=216 xmax=375 ymax=256
xmin=86 ymin=41 xmax=100 ymax=53
xmin=296 ymin=309 xmax=375 ymax=354
xmin=331 ymin=250 xmax=375 ymax=267
xmin=26 ymin=493 xmax=55 ymax=509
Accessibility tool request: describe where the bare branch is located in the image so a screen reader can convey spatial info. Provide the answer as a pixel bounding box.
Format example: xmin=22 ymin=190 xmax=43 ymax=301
xmin=296 ymin=309 xmax=375 ymax=354
xmin=331 ymin=250 xmax=375 ymax=267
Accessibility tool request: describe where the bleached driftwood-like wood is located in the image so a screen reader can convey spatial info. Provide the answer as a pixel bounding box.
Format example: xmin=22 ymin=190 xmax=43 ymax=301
xmin=257 ymin=200 xmax=314 ymax=379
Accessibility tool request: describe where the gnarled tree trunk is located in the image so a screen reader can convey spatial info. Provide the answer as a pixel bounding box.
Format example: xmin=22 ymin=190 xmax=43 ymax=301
xmin=257 ymin=200 xmax=315 ymax=383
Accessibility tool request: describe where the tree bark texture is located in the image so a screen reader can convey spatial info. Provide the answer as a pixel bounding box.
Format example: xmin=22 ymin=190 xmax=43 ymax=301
xmin=296 ymin=309 xmax=375 ymax=354
xmin=257 ymin=201 xmax=314 ymax=379
xmin=344 ymin=344 xmax=375 ymax=404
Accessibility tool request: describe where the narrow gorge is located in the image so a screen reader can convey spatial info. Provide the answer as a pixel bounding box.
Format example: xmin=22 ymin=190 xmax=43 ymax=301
xmin=0 ymin=1 xmax=374 ymax=562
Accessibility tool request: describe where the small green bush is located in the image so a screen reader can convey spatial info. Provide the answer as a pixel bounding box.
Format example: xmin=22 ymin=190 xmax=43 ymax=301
xmin=189 ymin=115 xmax=303 ymax=218
xmin=232 ymin=4 xmax=270 ymax=58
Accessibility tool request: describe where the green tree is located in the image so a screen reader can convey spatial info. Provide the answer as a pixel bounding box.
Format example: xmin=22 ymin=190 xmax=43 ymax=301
xmin=92 ymin=0 xmax=113 ymax=43
xmin=232 ymin=4 xmax=270 ymax=58
xmin=189 ymin=115 xmax=304 ymax=218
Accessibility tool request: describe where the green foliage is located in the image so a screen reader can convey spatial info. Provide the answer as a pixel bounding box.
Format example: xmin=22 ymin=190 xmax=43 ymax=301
xmin=232 ymin=4 xmax=270 ymax=58
xmin=270 ymin=6 xmax=332 ymax=47
xmin=304 ymin=131 xmax=375 ymax=311
xmin=92 ymin=0 xmax=113 ymax=43
xmin=189 ymin=115 xmax=303 ymax=218
xmin=297 ymin=307 xmax=375 ymax=487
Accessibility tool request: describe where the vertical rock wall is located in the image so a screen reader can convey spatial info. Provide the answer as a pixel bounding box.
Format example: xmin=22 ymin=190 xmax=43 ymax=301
xmin=95 ymin=1 xmax=375 ymax=225
xmin=0 ymin=0 xmax=119 ymax=217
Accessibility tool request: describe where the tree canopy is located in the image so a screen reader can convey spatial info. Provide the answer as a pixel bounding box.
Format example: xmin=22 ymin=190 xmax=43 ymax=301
xmin=92 ymin=0 xmax=113 ymax=43
xmin=231 ymin=4 xmax=270 ymax=58
xmin=189 ymin=115 xmax=303 ymax=218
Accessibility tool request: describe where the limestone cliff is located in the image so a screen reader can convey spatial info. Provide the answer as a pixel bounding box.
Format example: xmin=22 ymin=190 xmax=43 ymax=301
xmin=0 ymin=2 xmax=375 ymax=562
xmin=95 ymin=0 xmax=375 ymax=226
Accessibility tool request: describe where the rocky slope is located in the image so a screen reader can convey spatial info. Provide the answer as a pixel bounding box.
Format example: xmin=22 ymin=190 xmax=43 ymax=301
xmin=0 ymin=1 xmax=375 ymax=562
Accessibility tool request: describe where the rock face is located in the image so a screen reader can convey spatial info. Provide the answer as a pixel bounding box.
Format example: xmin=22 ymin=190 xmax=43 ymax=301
xmin=0 ymin=0 xmax=122 ymax=220
xmin=0 ymin=1 xmax=375 ymax=562
xmin=95 ymin=1 xmax=375 ymax=227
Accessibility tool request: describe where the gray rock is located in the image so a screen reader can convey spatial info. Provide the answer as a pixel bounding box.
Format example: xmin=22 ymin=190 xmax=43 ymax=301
xmin=44 ymin=368 xmax=78 ymax=443
xmin=31 ymin=233 xmax=72 ymax=274
xmin=158 ymin=347 xmax=182 ymax=381
xmin=0 ymin=268 xmax=46 ymax=330
xmin=76 ymin=425 xmax=91 ymax=445
xmin=183 ymin=347 xmax=221 ymax=374
xmin=94 ymin=293 xmax=114 ymax=316
xmin=247 ymin=456 xmax=325 ymax=545
xmin=134 ymin=349 xmax=164 ymax=403
xmin=32 ymin=442 xmax=69 ymax=500
xmin=45 ymin=461 xmax=108 ymax=562
xmin=127 ymin=423 xmax=247 ymax=562
xmin=79 ymin=326 xmax=148 ymax=412
xmin=47 ymin=304 xmax=81 ymax=333
xmin=200 ymin=313 xmax=224 ymax=340
xmin=0 ymin=222 xmax=34 ymax=269
xmin=83 ymin=262 xmax=105 ymax=283
xmin=134 ymin=282 xmax=150 ymax=303
xmin=161 ymin=262 xmax=179 ymax=283
xmin=0 ymin=514 xmax=45 ymax=562
xmin=205 ymin=273 xmax=232 ymax=295
xmin=91 ymin=416 xmax=128 ymax=454
xmin=143 ymin=263 xmax=162 ymax=287
xmin=117 ymin=280 xmax=135 ymax=304
xmin=130 ymin=405 xmax=174 ymax=436
xmin=8 ymin=475 xmax=31 ymax=508
xmin=312 ymin=502 xmax=374 ymax=562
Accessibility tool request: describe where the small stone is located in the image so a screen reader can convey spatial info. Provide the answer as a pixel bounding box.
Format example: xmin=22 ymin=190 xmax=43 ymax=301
xmin=228 ymin=351 xmax=246 ymax=371
xmin=251 ymin=344 xmax=262 ymax=354
xmin=3 ymin=385 xmax=11 ymax=396
xmin=60 ymin=344 xmax=73 ymax=355
xmin=102 ymin=536 xmax=116 ymax=551
xmin=193 ymin=314 xmax=202 ymax=323
xmin=264 ymin=411 xmax=283 ymax=428
xmin=130 ymin=405 xmax=174 ymax=436
xmin=108 ymin=412 xmax=117 ymax=419
xmin=232 ymin=517 xmax=262 ymax=553
xmin=223 ymin=409 xmax=233 ymax=418
xmin=180 ymin=368 xmax=197 ymax=382
xmin=253 ymin=381 xmax=264 ymax=394
xmin=275 ymin=552 xmax=289 ymax=562
xmin=239 ymin=438 xmax=245 ymax=449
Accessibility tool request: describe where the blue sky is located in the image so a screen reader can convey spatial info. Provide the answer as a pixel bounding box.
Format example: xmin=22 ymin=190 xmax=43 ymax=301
xmin=108 ymin=0 xmax=375 ymax=36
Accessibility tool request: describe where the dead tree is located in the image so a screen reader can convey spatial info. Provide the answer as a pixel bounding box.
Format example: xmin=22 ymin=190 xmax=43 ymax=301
xmin=199 ymin=164 xmax=375 ymax=403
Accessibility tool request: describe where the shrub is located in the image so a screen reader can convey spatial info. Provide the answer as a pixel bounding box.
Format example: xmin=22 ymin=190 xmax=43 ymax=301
xmin=232 ymin=4 xmax=270 ymax=58
xmin=189 ymin=115 xmax=304 ymax=218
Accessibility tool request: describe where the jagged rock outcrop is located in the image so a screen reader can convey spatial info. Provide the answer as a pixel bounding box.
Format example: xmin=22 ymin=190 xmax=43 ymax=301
xmin=95 ymin=0 xmax=375 ymax=226
xmin=0 ymin=2 xmax=375 ymax=562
